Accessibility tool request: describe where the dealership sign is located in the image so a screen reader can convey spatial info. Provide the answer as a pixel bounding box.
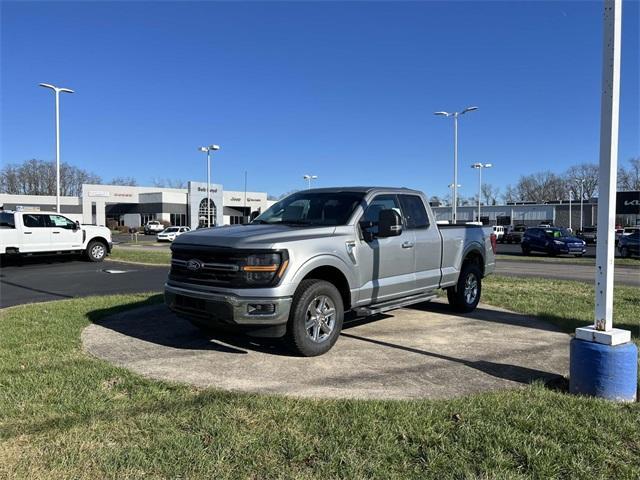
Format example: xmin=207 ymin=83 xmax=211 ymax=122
xmin=617 ymin=191 xmax=640 ymax=215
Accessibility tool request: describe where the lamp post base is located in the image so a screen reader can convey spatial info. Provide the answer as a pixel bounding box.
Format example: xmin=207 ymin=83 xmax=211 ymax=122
xmin=569 ymin=336 xmax=637 ymax=402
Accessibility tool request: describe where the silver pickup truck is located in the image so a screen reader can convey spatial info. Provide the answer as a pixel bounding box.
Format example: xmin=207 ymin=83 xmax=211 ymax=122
xmin=165 ymin=187 xmax=496 ymax=356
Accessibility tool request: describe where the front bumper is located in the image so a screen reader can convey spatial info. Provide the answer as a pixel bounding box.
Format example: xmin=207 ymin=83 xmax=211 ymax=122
xmin=164 ymin=283 xmax=292 ymax=327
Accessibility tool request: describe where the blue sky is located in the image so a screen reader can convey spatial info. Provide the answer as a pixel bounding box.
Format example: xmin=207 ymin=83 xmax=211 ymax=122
xmin=1 ymin=1 xmax=638 ymax=198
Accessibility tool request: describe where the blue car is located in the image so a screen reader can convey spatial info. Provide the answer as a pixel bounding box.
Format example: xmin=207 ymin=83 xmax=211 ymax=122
xmin=521 ymin=227 xmax=587 ymax=257
xmin=618 ymin=230 xmax=640 ymax=258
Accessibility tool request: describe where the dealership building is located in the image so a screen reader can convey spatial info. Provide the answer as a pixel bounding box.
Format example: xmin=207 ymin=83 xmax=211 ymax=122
xmin=431 ymin=191 xmax=640 ymax=228
xmin=0 ymin=181 xmax=277 ymax=229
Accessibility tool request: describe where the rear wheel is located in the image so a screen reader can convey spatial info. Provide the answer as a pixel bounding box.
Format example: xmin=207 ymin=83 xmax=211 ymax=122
xmin=620 ymin=246 xmax=629 ymax=258
xmin=86 ymin=240 xmax=107 ymax=262
xmin=287 ymin=279 xmax=344 ymax=357
xmin=447 ymin=263 xmax=482 ymax=313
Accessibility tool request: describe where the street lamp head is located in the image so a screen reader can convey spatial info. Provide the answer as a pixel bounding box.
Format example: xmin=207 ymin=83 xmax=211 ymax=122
xmin=434 ymin=111 xmax=450 ymax=116
xmin=209 ymin=145 xmax=220 ymax=151
xmin=198 ymin=147 xmax=208 ymax=152
xmin=484 ymin=163 xmax=493 ymax=168
xmin=461 ymin=106 xmax=479 ymax=114
xmin=39 ymin=83 xmax=74 ymax=93
xmin=471 ymin=163 xmax=482 ymax=169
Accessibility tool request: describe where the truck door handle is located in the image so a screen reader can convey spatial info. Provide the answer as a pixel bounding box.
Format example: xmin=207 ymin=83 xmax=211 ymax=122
xmin=402 ymin=241 xmax=414 ymax=249
xmin=24 ymin=232 xmax=32 ymax=234
xmin=52 ymin=231 xmax=60 ymax=234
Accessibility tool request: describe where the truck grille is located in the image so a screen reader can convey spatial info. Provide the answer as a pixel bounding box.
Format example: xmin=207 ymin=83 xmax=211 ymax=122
xmin=169 ymin=246 xmax=244 ymax=287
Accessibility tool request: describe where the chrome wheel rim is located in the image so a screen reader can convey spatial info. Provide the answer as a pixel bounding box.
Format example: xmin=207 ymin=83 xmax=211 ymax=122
xmin=464 ymin=274 xmax=478 ymax=305
xmin=91 ymin=244 xmax=105 ymax=259
xmin=305 ymin=295 xmax=336 ymax=343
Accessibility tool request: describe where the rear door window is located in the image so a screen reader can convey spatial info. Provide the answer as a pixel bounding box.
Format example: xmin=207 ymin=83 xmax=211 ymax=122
xmin=398 ymin=195 xmax=429 ymax=229
xmin=0 ymin=212 xmax=15 ymax=228
xmin=22 ymin=214 xmax=48 ymax=228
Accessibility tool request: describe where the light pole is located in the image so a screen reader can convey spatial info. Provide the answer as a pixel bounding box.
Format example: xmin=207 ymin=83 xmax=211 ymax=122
xmin=447 ymin=183 xmax=461 ymax=223
xmin=39 ymin=83 xmax=74 ymax=213
xmin=579 ymin=179 xmax=585 ymax=230
xmin=435 ymin=106 xmax=478 ymax=224
xmin=471 ymin=162 xmax=492 ymax=222
xmin=568 ymin=188 xmax=573 ymax=231
xmin=303 ymin=174 xmax=318 ymax=190
xmin=198 ymin=145 xmax=220 ymax=227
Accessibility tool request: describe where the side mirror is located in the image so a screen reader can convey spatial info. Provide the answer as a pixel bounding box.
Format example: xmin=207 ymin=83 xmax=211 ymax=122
xmin=75 ymin=221 xmax=81 ymax=231
xmin=377 ymin=209 xmax=402 ymax=238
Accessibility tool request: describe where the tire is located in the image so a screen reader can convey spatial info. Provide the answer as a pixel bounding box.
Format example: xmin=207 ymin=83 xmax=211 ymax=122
xmin=86 ymin=240 xmax=107 ymax=262
xmin=620 ymin=247 xmax=629 ymax=258
xmin=521 ymin=245 xmax=531 ymax=255
xmin=286 ymin=279 xmax=344 ymax=357
xmin=447 ymin=263 xmax=482 ymax=313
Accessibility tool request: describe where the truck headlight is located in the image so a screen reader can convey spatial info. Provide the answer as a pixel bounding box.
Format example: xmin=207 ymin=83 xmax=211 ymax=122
xmin=241 ymin=252 xmax=289 ymax=285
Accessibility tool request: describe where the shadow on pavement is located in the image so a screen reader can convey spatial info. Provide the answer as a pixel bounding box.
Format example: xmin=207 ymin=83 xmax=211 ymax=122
xmin=88 ymin=298 xmax=565 ymax=388
xmin=406 ymin=300 xmax=565 ymax=334
xmin=340 ymin=331 xmax=562 ymax=386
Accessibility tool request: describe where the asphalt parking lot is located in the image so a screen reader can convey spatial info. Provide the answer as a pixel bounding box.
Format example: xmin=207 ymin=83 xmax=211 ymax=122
xmin=0 ymin=257 xmax=167 ymax=308
xmin=82 ymin=300 xmax=569 ymax=400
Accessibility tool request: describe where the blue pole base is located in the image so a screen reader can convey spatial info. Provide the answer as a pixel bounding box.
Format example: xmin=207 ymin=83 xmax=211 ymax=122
xmin=570 ymin=338 xmax=637 ymax=402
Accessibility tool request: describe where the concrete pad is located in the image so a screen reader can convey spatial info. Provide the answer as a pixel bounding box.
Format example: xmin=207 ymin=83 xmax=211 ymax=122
xmin=82 ymin=300 xmax=570 ymax=400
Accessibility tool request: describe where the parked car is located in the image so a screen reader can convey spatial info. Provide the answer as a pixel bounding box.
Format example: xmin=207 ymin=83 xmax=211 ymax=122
xmin=165 ymin=187 xmax=496 ymax=356
xmin=492 ymin=225 xmax=506 ymax=242
xmin=157 ymin=226 xmax=190 ymax=242
xmin=521 ymin=227 xmax=586 ymax=257
xmin=0 ymin=210 xmax=112 ymax=262
xmin=504 ymin=224 xmax=527 ymax=243
xmin=615 ymin=228 xmax=625 ymax=244
xmin=618 ymin=230 xmax=640 ymax=258
xmin=622 ymin=226 xmax=639 ymax=236
xmin=143 ymin=221 xmax=165 ymax=235
xmin=577 ymin=226 xmax=597 ymax=244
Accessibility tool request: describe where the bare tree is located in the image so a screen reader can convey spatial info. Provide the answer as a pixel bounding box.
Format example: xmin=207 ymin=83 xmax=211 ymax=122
xmin=618 ymin=157 xmax=640 ymax=191
xmin=0 ymin=159 xmax=100 ymax=196
xmin=151 ymin=178 xmax=187 ymax=189
xmin=481 ymin=183 xmax=500 ymax=205
xmin=565 ymin=163 xmax=598 ymax=200
xmin=502 ymin=184 xmax=519 ymax=203
xmin=109 ymin=176 xmax=138 ymax=186
xmin=516 ymin=171 xmax=565 ymax=203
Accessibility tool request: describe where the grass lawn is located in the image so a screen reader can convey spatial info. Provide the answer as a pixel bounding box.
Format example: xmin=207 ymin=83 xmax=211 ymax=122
xmin=497 ymin=253 xmax=640 ymax=267
xmin=109 ymin=247 xmax=171 ymax=265
xmin=1 ymin=279 xmax=639 ymax=478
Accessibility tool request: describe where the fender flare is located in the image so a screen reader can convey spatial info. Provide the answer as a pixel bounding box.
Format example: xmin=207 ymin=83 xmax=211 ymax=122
xmin=289 ymin=254 xmax=357 ymax=291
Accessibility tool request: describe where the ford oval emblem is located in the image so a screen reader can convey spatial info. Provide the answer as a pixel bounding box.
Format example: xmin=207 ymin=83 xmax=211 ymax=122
xmin=186 ymin=259 xmax=203 ymax=272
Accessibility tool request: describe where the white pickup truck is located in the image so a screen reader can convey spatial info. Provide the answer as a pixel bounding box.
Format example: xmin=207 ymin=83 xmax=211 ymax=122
xmin=0 ymin=210 xmax=112 ymax=262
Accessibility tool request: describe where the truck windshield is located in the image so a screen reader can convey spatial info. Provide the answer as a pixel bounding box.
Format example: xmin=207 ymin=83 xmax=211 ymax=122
xmin=253 ymin=191 xmax=365 ymax=226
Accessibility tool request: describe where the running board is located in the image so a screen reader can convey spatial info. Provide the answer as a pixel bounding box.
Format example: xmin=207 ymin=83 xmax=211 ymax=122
xmin=355 ymin=292 xmax=437 ymax=317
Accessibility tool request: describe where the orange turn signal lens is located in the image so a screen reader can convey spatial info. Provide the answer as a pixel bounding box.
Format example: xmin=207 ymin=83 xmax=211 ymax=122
xmin=242 ymin=264 xmax=278 ymax=272
xmin=276 ymin=259 xmax=289 ymax=278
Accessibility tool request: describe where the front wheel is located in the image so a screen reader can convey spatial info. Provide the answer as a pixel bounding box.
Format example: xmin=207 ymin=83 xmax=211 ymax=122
xmin=447 ymin=263 xmax=482 ymax=313
xmin=287 ymin=279 xmax=344 ymax=357
xmin=86 ymin=240 xmax=107 ymax=262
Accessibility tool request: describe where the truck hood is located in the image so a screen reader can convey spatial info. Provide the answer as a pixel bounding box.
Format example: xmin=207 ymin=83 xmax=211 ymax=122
xmin=82 ymin=225 xmax=112 ymax=239
xmin=173 ymin=224 xmax=337 ymax=249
